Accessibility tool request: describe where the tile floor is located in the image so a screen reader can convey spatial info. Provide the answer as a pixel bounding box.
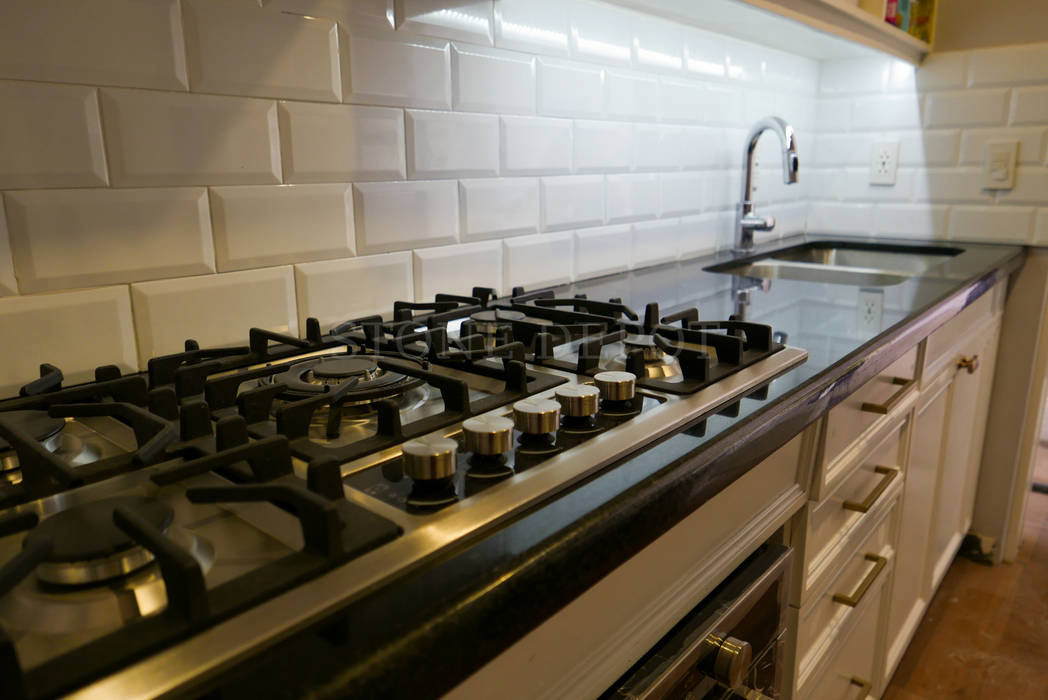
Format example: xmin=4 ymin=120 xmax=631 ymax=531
xmin=883 ymin=447 xmax=1048 ymax=699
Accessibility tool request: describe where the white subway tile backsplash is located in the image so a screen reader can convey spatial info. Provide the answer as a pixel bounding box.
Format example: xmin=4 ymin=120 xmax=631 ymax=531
xmin=815 ymin=99 xmax=851 ymax=132
xmin=632 ymin=219 xmax=680 ymax=267
xmin=452 ymin=44 xmax=536 ymax=115
xmin=678 ymin=212 xmax=728 ymax=256
xmin=278 ymin=101 xmax=405 ymax=183
xmin=959 ymin=127 xmax=1046 ymax=165
xmin=0 ymin=81 xmax=107 ymax=189
xmin=132 ymin=266 xmax=297 ymax=363
xmin=915 ymin=52 xmax=967 ymax=91
xmin=210 ymin=184 xmax=353 ymax=271
xmin=968 ymin=45 xmax=1048 ymax=87
xmin=659 ymin=78 xmax=704 ymax=123
xmin=494 ymin=0 xmax=571 ymax=57
xmin=813 ymin=133 xmax=873 ymax=166
xmin=999 ymin=167 xmax=1048 ymax=205
xmin=724 ymin=39 xmax=764 ymax=84
xmin=570 ymin=1 xmax=633 ymax=67
xmin=605 ymin=70 xmax=658 ymax=121
xmin=4 ymin=188 xmax=214 ymax=293
xmin=406 ymin=110 xmax=499 ymax=178
xmin=911 ymin=168 xmax=991 ymax=202
xmin=948 ymin=205 xmax=1035 ymax=243
xmin=766 ymin=201 xmax=808 ymax=235
xmin=0 ymin=0 xmax=187 ymax=90
xmin=0 ymin=286 xmax=137 ymax=394
xmin=294 ymin=252 xmax=412 ymax=333
xmin=540 ymin=175 xmax=604 ymax=231
xmin=460 ymin=177 xmax=539 ymax=240
xmin=851 ymin=94 xmax=923 ymax=130
xmin=537 ymin=58 xmax=604 ymax=119
xmin=1011 ymin=87 xmax=1048 ymax=126
xmin=925 ymin=89 xmax=1010 ymax=128
xmin=574 ymin=224 xmax=632 ymax=277
xmin=705 ymin=86 xmax=745 ymax=126
xmin=702 ymin=171 xmax=736 ymax=211
xmin=503 ymin=232 xmax=574 ymax=290
xmin=353 ymin=180 xmax=458 ymax=253
xmin=875 ymin=203 xmax=948 ymax=239
xmin=397 ymin=0 xmax=494 ymax=45
xmin=632 ymin=124 xmax=671 ymax=171
xmin=807 ymin=202 xmax=875 ymax=234
xmin=574 ymin=120 xmax=632 ymax=173
xmin=682 ymin=28 xmax=726 ymax=80
xmin=500 ymin=116 xmax=573 ymax=175
xmin=344 ymin=30 xmax=451 ymax=109
xmin=100 ymin=89 xmax=280 ymax=187
xmin=0 ymin=199 xmax=17 ymax=296
xmin=898 ymin=129 xmax=961 ymax=166
xmin=633 ymin=16 xmax=684 ymax=73
xmin=819 ymin=58 xmax=887 ymax=95
xmin=606 ymin=173 xmax=659 ymax=223
xmin=660 ymin=172 xmax=704 ymax=216
xmin=183 ymin=0 xmax=340 ymax=101
xmin=414 ymin=241 xmax=502 ymax=299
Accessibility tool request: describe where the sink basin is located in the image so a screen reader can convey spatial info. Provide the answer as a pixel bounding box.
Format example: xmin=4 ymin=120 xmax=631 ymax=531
xmin=705 ymin=241 xmax=964 ymax=287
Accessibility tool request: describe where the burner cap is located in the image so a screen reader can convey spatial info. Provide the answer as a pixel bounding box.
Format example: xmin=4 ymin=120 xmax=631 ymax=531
xmin=623 ymin=334 xmax=664 ymax=362
xmin=0 ymin=410 xmax=65 ymax=451
xmin=24 ymin=497 xmax=173 ymax=585
xmin=470 ymin=309 xmax=525 ymax=334
xmin=311 ymin=356 xmax=379 ymax=380
xmin=268 ymin=356 xmax=424 ymax=401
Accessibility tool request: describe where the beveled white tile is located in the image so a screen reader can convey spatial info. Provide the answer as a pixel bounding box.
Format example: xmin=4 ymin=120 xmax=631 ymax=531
xmin=703 ymin=170 xmax=738 ymax=211
xmin=911 ymin=168 xmax=991 ymax=202
xmin=679 ymin=211 xmax=731 ymax=257
xmin=353 ymin=180 xmax=458 ymax=254
xmin=875 ymin=203 xmax=948 ymax=239
xmin=807 ymin=202 xmax=874 ymax=234
xmin=960 ymin=127 xmax=1046 ymax=165
xmin=574 ymin=224 xmax=632 ymax=278
xmin=183 ymin=0 xmax=340 ymax=101
xmin=764 ymin=49 xmax=819 ymax=95
xmin=0 ymin=286 xmax=138 ymax=395
xmin=570 ymin=1 xmax=632 ymax=67
xmin=100 ymin=89 xmax=280 ymax=187
xmin=677 ymin=126 xmax=718 ymax=169
xmin=406 ymin=110 xmax=499 ymax=178
xmin=632 ymin=219 xmax=679 ymax=267
xmin=606 ymin=173 xmax=659 ymax=223
xmin=540 ymin=175 xmax=604 ymax=231
xmin=925 ymin=89 xmax=1009 ymax=128
xmin=632 ymin=124 xmax=674 ymax=171
xmin=503 ymin=232 xmax=574 ymax=291
xmin=813 ymin=133 xmax=873 ymax=167
xmin=0 ymin=198 xmax=17 ymax=296
xmin=898 ymin=129 xmax=961 ymax=166
xmin=851 ymin=94 xmax=923 ymax=130
xmin=604 ymin=70 xmax=658 ymax=121
xmin=999 ymin=167 xmax=1048 ymax=205
xmin=704 ymin=85 xmax=745 ymax=126
xmin=815 ymin=99 xmax=851 ymax=132
xmin=968 ymin=45 xmax=1048 ymax=87
xmin=633 ymin=16 xmax=683 ymax=73
xmin=397 ymin=0 xmax=493 ymax=45
xmin=344 ymin=29 xmax=451 ymax=109
xmin=916 ymin=51 xmax=967 ymax=91
xmin=948 ymin=206 xmax=1035 ymax=244
xmin=1012 ymin=87 xmax=1048 ymax=125
xmin=4 ymin=188 xmax=214 ymax=293
xmin=724 ymin=38 xmax=764 ymax=84
xmin=574 ymin=120 xmax=631 ymax=173
xmin=210 ymin=184 xmax=353 ymax=272
xmin=659 ymin=78 xmax=704 ymax=124
xmin=414 ymin=241 xmax=502 ymax=299
xmin=132 ymin=266 xmax=297 ymax=364
xmin=294 ymin=251 xmax=412 ymax=333
xmin=660 ymin=172 xmax=704 ymax=216
xmin=0 ymin=81 xmax=107 ymax=189
xmin=278 ymin=101 xmax=405 ymax=183
xmin=682 ymin=27 xmax=726 ymax=79
xmin=500 ymin=116 xmax=572 ymax=176
xmin=765 ymin=201 xmax=808 ymax=236
xmin=460 ymin=178 xmax=539 ymax=240
xmin=819 ymin=57 xmax=888 ymax=94
xmin=452 ymin=44 xmax=535 ymax=115
xmin=494 ymin=0 xmax=570 ymax=57
xmin=537 ymin=57 xmax=604 ymax=119
xmin=0 ymin=0 xmax=187 ymax=90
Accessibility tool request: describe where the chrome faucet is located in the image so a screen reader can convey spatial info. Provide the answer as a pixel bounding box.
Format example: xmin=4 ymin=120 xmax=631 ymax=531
xmin=734 ymin=116 xmax=799 ymax=253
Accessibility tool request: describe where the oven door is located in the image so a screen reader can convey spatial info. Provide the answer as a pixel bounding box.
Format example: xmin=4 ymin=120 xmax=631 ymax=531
xmin=602 ymin=542 xmax=792 ymax=700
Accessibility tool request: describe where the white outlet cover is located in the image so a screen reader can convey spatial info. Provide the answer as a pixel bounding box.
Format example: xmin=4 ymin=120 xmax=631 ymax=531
xmin=869 ymin=141 xmax=900 ymax=186
xmin=982 ymin=139 xmax=1018 ymax=190
xmin=857 ymin=288 xmax=884 ymax=334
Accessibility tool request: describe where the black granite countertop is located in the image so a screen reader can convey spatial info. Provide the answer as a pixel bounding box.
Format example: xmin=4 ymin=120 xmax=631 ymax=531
xmin=226 ymin=233 xmax=1024 ymax=699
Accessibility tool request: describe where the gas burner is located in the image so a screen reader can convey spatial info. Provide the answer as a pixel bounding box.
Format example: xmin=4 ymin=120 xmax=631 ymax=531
xmin=264 ymin=356 xmax=425 ymax=403
xmin=606 ymin=335 xmax=683 ymax=381
xmin=0 ymin=411 xmax=100 ymax=484
xmin=469 ymin=309 xmax=525 ymax=334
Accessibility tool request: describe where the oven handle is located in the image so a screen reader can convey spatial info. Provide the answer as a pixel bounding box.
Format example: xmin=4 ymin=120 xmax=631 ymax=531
xmin=832 ymin=553 xmax=887 ymax=607
xmin=850 ymin=676 xmax=873 ymax=694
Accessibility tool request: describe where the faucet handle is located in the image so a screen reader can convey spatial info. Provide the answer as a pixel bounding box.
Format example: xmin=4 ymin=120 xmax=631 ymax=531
xmin=740 ymin=214 xmax=775 ymax=232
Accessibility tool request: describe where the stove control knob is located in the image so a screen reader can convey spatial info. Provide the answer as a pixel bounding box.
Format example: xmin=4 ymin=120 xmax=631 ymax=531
xmin=402 ymin=435 xmax=458 ymax=480
xmin=594 ymin=371 xmax=636 ymax=402
xmin=462 ymin=415 xmax=514 ymax=456
xmin=555 ymin=384 xmax=600 ymax=418
xmin=513 ymin=398 xmax=561 ymax=435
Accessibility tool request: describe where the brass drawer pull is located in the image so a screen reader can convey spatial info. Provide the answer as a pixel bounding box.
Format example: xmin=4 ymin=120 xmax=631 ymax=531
xmin=957 ymin=355 xmax=980 ymax=374
xmin=842 ymin=466 xmax=898 ymax=513
xmin=833 ymin=553 xmax=887 ymax=607
xmin=850 ymin=677 xmax=873 ymax=694
xmin=860 ymin=376 xmax=913 ymax=415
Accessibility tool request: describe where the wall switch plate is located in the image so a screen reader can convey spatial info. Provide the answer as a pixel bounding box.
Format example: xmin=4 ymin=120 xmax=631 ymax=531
xmin=982 ymin=139 xmax=1018 ymax=190
xmin=857 ymin=288 xmax=884 ymax=334
xmin=869 ymin=141 xmax=900 ymax=185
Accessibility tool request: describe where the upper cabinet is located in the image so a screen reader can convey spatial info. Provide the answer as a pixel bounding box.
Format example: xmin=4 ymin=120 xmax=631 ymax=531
xmin=607 ymin=0 xmax=932 ymax=64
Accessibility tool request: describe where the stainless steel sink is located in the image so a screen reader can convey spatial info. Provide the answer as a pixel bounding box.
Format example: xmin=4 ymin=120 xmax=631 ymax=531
xmin=705 ymin=242 xmax=964 ymax=287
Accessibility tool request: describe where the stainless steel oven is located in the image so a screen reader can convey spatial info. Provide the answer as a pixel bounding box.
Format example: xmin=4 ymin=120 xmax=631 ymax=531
xmin=603 ymin=542 xmax=792 ymax=700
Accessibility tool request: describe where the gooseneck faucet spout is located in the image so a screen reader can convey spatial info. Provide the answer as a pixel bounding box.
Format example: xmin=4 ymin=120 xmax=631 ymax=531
xmin=734 ymin=116 xmax=799 ymax=253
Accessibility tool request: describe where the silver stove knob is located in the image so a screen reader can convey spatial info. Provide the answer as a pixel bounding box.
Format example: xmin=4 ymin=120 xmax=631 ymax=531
xmin=402 ymin=435 xmax=458 ymax=480
xmin=462 ymin=415 xmax=514 ymax=456
xmin=594 ymin=371 xmax=636 ymax=401
xmin=512 ymin=398 xmax=560 ymax=435
xmin=555 ymin=384 xmax=600 ymax=418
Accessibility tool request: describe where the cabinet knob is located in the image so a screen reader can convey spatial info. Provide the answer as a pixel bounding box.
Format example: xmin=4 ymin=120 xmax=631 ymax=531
xmin=957 ymin=355 xmax=980 ymax=374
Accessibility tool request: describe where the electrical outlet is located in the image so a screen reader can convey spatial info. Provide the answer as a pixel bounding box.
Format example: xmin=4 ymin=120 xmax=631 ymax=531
xmin=869 ymin=141 xmax=900 ymax=186
xmin=857 ymin=288 xmax=884 ymax=334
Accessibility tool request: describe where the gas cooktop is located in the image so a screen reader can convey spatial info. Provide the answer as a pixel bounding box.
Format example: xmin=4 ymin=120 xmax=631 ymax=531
xmin=0 ymin=285 xmax=805 ymax=699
